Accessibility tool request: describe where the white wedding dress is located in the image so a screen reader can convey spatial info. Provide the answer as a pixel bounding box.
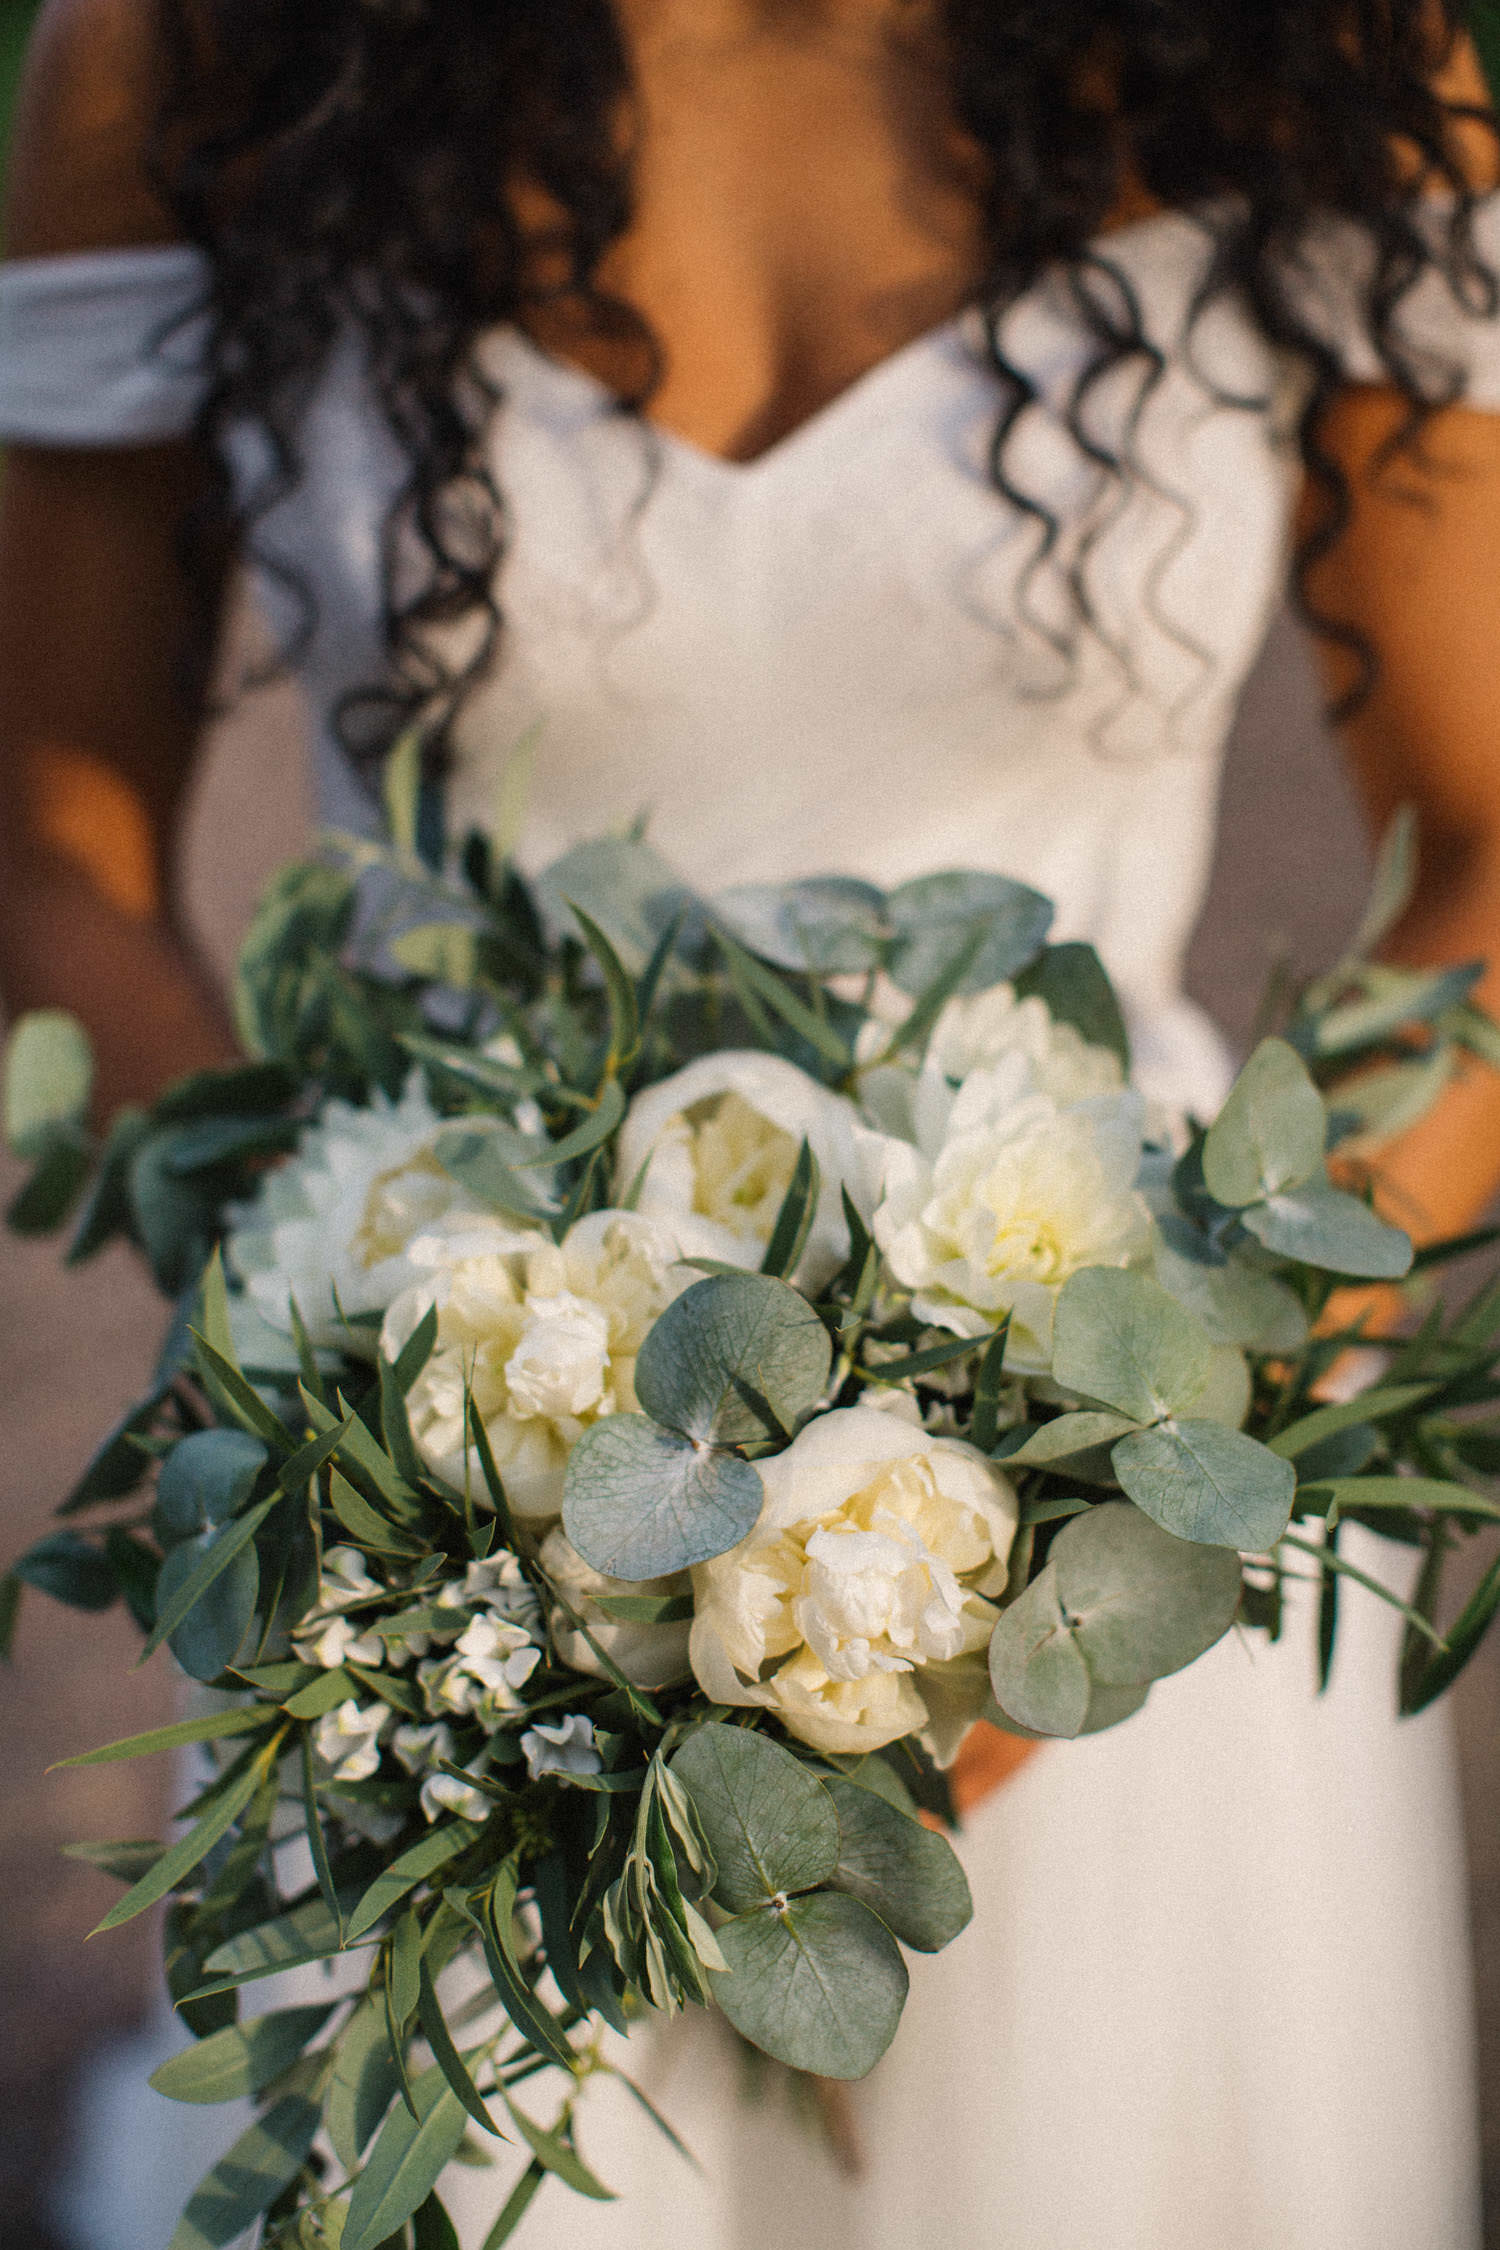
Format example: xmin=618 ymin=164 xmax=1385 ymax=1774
xmin=5 ymin=200 xmax=1500 ymax=2250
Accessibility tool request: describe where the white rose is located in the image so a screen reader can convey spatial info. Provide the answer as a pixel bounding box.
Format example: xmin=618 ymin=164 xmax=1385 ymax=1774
xmin=614 ymin=1052 xmax=866 ymax=1288
xmin=382 ymin=1209 xmax=688 ymax=1521
xmin=869 ymin=1051 xmax=1150 ymax=1371
xmin=225 ymin=1071 xmax=515 ymax=1348
xmin=690 ymin=1404 xmax=1017 ymax=1761
xmin=539 ymin=1527 xmax=694 ymax=1691
xmin=521 ymin=1714 xmax=603 ymax=1782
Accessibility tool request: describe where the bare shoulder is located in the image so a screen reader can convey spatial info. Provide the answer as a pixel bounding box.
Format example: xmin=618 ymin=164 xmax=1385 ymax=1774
xmin=4 ymin=0 xmax=182 ymax=257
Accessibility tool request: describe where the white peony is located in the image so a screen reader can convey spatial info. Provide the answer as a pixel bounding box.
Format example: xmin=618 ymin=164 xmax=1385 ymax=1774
xmin=225 ymin=1071 xmax=506 ymax=1346
xmin=925 ymin=986 xmax=1124 ymax=1104
xmin=690 ymin=1404 xmax=1018 ymax=1761
xmin=383 ymin=1209 xmax=689 ymax=1521
xmin=539 ymin=1527 xmax=694 ymax=1691
xmin=614 ymin=1052 xmax=866 ymax=1288
xmin=868 ymin=1050 xmax=1150 ymax=1371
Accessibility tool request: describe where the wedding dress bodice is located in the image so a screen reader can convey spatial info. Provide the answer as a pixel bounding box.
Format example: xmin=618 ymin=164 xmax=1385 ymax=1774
xmin=6 ymin=203 xmax=1500 ymax=1109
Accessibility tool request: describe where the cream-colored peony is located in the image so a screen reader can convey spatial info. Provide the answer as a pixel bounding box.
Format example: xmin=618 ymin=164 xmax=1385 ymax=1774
xmin=539 ymin=1527 xmax=694 ymax=1691
xmin=382 ymin=1209 xmax=689 ymax=1521
xmin=225 ymin=1071 xmax=515 ymax=1347
xmin=614 ymin=1052 xmax=866 ymax=1288
xmin=690 ymin=1404 xmax=1017 ymax=1761
xmin=925 ymin=986 xmax=1124 ymax=1103
xmin=868 ymin=1050 xmax=1150 ymax=1371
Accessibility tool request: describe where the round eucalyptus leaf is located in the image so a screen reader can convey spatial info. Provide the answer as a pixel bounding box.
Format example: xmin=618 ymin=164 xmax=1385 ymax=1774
xmin=154 ymin=1430 xmax=269 ymax=1548
xmin=712 ymin=1891 xmax=909 ymax=2079
xmin=713 ymin=879 xmax=889 ymax=975
xmin=635 ymin=1274 xmax=833 ymax=1450
xmin=671 ymin=1722 xmax=839 ymax=1912
xmin=3 ymin=1009 xmax=94 ymax=1160
xmin=986 ymin=1565 xmax=1092 ymax=1739
xmin=885 ymin=871 xmax=1054 ymax=997
xmin=533 ymin=835 xmax=699 ymax=973
xmin=1202 ymin=1037 xmax=1326 ymax=1209
xmin=1078 ymin=1680 xmax=1151 ymax=1735
xmin=1152 ymin=1220 xmax=1309 ymax=1354
xmin=1112 ymin=1419 xmax=1295 ymax=1552
xmin=1051 ymin=1267 xmax=1213 ymax=1426
xmin=1051 ymin=1500 xmax=1243 ymax=1688
xmin=1182 ymin=1344 xmax=1252 ymax=1432
xmin=563 ymin=1416 xmax=765 ymax=1581
xmin=1241 ymin=1182 xmax=1413 ymax=1280
xmin=158 ymin=1528 xmax=260 ymax=1682
xmin=823 ymin=1776 xmax=972 ymax=1953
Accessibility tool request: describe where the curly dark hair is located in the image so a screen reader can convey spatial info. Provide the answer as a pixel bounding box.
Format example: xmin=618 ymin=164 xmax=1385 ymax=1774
xmin=149 ymin=0 xmax=1497 ymax=780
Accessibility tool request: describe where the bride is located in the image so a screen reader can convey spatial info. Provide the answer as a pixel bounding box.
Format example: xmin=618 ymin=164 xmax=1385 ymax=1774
xmin=4 ymin=1 xmax=1500 ymax=2242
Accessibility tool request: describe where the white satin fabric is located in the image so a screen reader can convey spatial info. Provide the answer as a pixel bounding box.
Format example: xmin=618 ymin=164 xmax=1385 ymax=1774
xmin=5 ymin=202 xmax=1498 ymax=2248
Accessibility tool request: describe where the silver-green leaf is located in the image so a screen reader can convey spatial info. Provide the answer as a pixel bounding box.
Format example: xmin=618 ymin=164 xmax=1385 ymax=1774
xmin=1112 ymin=1419 xmax=1295 ymax=1550
xmin=1050 ymin=1500 xmax=1243 ymax=1686
xmin=670 ymin=1722 xmax=839 ymax=1911
xmin=1051 ymin=1267 xmax=1213 ymax=1425
xmin=563 ymin=1416 xmax=765 ymax=1581
xmin=823 ymin=1775 xmax=972 ymax=1953
xmin=712 ymin=1891 xmax=909 ymax=2079
xmin=1202 ymin=1038 xmax=1326 ymax=1208
xmin=634 ymin=1273 xmax=833 ymax=1449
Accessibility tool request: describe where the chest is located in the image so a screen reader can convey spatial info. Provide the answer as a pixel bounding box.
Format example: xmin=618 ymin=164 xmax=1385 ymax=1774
xmin=519 ymin=1 xmax=993 ymax=463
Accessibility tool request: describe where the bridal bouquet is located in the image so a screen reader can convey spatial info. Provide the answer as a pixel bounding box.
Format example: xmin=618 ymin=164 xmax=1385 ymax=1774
xmin=7 ymin=765 xmax=1500 ymax=2250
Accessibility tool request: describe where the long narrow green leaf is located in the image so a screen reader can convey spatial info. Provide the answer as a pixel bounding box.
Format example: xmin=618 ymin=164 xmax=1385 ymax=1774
xmin=862 ymin=1330 xmax=997 ymax=1384
xmin=446 ymin=1872 xmax=577 ymax=2073
xmin=1268 ymin=1384 xmax=1438 ymax=1460
xmin=482 ymin=2161 xmax=547 ymax=2248
xmin=970 ymin=1318 xmax=1012 ymax=1455
xmin=416 ymin=1955 xmax=502 ymax=2139
xmin=93 ymin=1741 xmax=279 ymax=1934
xmin=1300 ymin=1477 xmax=1500 ymax=1525
xmin=343 ymin=2066 xmax=469 ymax=2250
xmin=166 ymin=2095 xmax=322 ymax=2250
xmin=50 ymin=1703 xmax=278 ymax=1770
xmin=149 ymin=2004 xmax=334 ymax=2107
xmin=300 ymin=1731 xmax=344 ymax=1938
xmin=345 ymin=1821 xmax=483 ymax=1944
xmin=1405 ymin=1548 xmax=1500 ymax=1714
xmin=514 ymin=1076 xmax=626 ymax=1170
xmin=496 ymin=2088 xmax=614 ymax=2201
xmin=191 ymin=1333 xmax=295 ymax=1454
xmin=565 ymin=902 xmax=641 ymax=1071
xmin=139 ymin=1498 xmax=280 ymax=1665
xmin=713 ymin=926 xmax=851 ymax=1067
xmin=1279 ymin=1533 xmax=1446 ymax=1649
xmin=759 ymin=1139 xmax=819 ymax=1281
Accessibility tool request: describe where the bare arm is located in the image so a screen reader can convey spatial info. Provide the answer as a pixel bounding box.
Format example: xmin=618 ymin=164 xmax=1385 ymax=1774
xmin=0 ymin=0 xmax=238 ymax=1115
xmin=1302 ymin=390 xmax=1500 ymax=1249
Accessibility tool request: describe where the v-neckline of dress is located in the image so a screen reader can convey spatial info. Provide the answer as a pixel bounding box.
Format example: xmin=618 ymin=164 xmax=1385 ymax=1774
xmin=487 ymin=205 xmax=1197 ymax=484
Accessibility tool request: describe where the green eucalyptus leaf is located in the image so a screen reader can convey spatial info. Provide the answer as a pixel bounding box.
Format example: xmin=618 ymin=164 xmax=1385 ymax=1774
xmin=885 ymin=871 xmax=1053 ymax=997
xmin=634 ymin=1273 xmax=833 ymax=1449
xmin=535 ymin=835 xmax=698 ymax=973
xmin=12 ymin=1531 xmax=116 ymax=1612
xmin=994 ymin=1411 xmax=1140 ymax=1469
xmin=671 ymin=1722 xmax=839 ymax=1911
xmin=1151 ymin=1220 xmax=1309 ymax=1353
xmin=150 ymin=2006 xmax=333 ymax=2106
xmin=986 ymin=1564 xmax=1093 ymax=1738
xmin=154 ymin=1430 xmax=269 ymax=1546
xmin=1012 ymin=943 xmax=1130 ymax=1069
xmin=1202 ymin=1038 xmax=1326 ymax=1208
xmin=1241 ymin=1182 xmax=1414 ymax=1279
xmin=1112 ymin=1420 xmax=1295 ymax=1551
xmin=823 ymin=1775 xmax=972 ymax=1952
xmin=712 ymin=1890 xmax=908 ymax=2079
xmin=1051 ymin=1267 xmax=1213 ymax=1425
xmin=564 ymin=1416 xmax=765 ymax=1580
xmin=3 ymin=1009 xmax=94 ymax=1158
xmin=149 ymin=1509 xmax=270 ymax=1681
xmin=713 ymin=878 xmax=889 ymax=976
xmin=1050 ymin=1500 xmax=1243 ymax=1687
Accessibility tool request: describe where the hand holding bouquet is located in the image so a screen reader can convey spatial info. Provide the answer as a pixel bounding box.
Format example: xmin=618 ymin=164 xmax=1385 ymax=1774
xmin=7 ymin=780 xmax=1500 ymax=2250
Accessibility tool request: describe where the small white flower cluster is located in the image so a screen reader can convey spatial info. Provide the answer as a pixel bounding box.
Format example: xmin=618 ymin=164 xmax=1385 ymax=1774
xmin=300 ymin=1547 xmax=601 ymax=1817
